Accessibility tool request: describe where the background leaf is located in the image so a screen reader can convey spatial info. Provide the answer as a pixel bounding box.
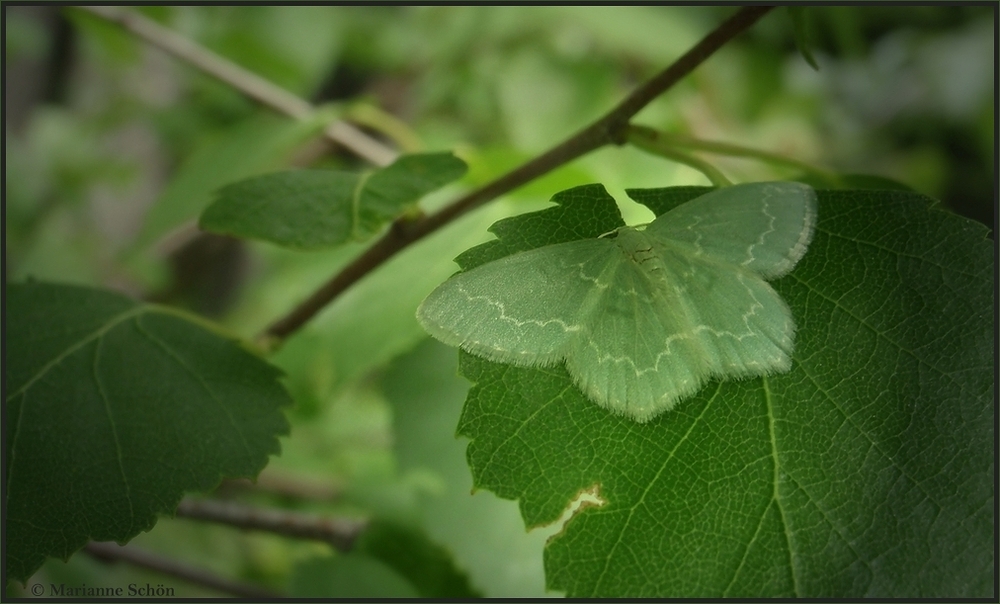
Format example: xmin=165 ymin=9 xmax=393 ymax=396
xmin=354 ymin=519 xmax=481 ymax=598
xmin=4 ymin=282 xmax=292 ymax=583
xmin=289 ymin=553 xmax=418 ymax=598
xmin=286 ymin=519 xmax=479 ymax=598
xmin=380 ymin=338 xmax=554 ymax=598
xmin=789 ymin=7 xmax=820 ymax=70
xmin=199 ymin=152 xmax=467 ymax=250
xmin=132 ymin=113 xmax=329 ymax=251
xmin=453 ymin=186 xmax=993 ymax=597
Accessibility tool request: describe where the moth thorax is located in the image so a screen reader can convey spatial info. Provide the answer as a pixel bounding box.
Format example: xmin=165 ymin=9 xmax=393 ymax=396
xmin=616 ymin=227 xmax=664 ymax=273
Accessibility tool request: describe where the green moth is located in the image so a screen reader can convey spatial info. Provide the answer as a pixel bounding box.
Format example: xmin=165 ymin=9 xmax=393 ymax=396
xmin=417 ymin=182 xmax=817 ymax=423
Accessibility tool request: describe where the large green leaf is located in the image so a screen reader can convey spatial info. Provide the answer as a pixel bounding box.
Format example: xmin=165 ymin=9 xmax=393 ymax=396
xmin=451 ymin=185 xmax=993 ymax=597
xmin=199 ymin=152 xmax=467 ymax=250
xmin=4 ymin=282 xmax=292 ymax=583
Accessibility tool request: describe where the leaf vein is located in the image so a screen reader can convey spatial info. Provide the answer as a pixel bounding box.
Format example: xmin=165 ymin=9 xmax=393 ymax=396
xmin=92 ymin=333 xmax=136 ymax=528
xmin=6 ymin=306 xmax=146 ymax=403
xmin=591 ymin=384 xmax=719 ymax=593
xmin=132 ymin=315 xmax=255 ymax=463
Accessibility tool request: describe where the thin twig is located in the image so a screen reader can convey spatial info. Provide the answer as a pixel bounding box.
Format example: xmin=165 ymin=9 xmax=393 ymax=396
xmin=261 ymin=6 xmax=775 ymax=342
xmin=175 ymin=498 xmax=366 ymax=552
xmin=77 ymin=5 xmax=398 ymax=167
xmin=84 ymin=541 xmax=282 ymax=599
xmin=628 ymin=125 xmax=733 ymax=187
xmin=217 ymin=472 xmax=343 ymax=503
xmin=629 ymin=126 xmax=843 ymax=186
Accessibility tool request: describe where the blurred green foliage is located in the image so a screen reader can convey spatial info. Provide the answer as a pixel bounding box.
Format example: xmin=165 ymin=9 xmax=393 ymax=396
xmin=5 ymin=5 xmax=993 ymax=598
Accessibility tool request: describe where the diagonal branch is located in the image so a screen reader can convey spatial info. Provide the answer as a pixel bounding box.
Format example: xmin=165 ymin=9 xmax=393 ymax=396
xmin=77 ymin=6 xmax=398 ymax=167
xmin=85 ymin=541 xmax=282 ymax=598
xmin=175 ymin=497 xmax=365 ymax=552
xmin=260 ymin=6 xmax=775 ymax=342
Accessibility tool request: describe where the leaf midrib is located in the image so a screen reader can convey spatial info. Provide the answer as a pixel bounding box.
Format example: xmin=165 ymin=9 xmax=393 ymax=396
xmin=589 ymin=383 xmax=720 ymax=595
xmin=6 ymin=305 xmax=145 ymax=403
xmin=5 ymin=305 xmax=144 ymax=509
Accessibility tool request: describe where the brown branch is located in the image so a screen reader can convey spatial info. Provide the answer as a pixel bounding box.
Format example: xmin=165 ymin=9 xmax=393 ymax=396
xmin=216 ymin=472 xmax=343 ymax=503
xmin=175 ymin=497 xmax=366 ymax=552
xmin=77 ymin=6 xmax=398 ymax=167
xmin=85 ymin=541 xmax=282 ymax=599
xmin=261 ymin=6 xmax=775 ymax=342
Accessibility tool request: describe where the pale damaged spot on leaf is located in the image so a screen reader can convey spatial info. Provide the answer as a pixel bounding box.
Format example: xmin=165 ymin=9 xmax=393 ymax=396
xmin=542 ymin=484 xmax=607 ymax=542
